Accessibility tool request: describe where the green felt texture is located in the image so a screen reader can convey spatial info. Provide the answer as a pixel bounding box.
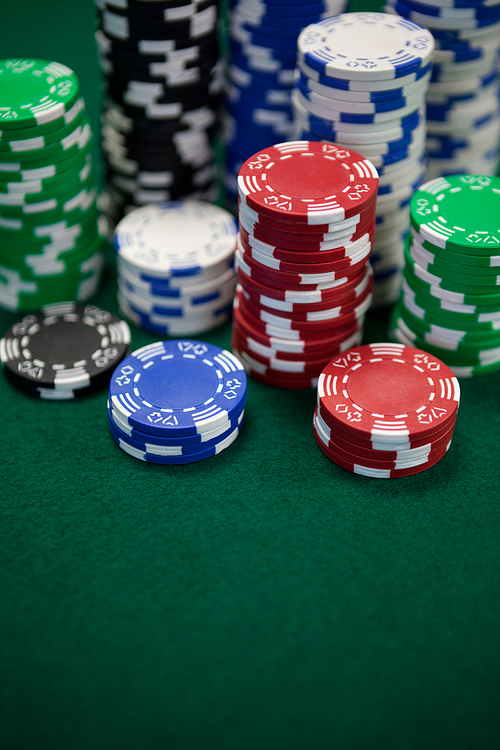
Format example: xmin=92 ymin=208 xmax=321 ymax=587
xmin=1 ymin=2 xmax=500 ymax=749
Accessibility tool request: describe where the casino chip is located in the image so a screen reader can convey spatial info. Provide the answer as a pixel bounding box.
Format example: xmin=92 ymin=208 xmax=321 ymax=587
xmin=315 ymin=342 xmax=460 ymax=477
xmin=384 ymin=0 xmax=500 ymax=180
xmin=231 ymin=140 xmax=378 ymax=388
xmin=390 ymin=174 xmax=500 ymax=377
xmin=108 ymin=338 xmax=246 ymax=463
xmin=94 ymin=0 xmax=222 ymax=226
xmin=114 ymin=199 xmax=238 ymax=335
xmin=0 ymin=59 xmax=103 ymax=312
xmin=292 ymin=12 xmax=434 ymax=307
xmin=0 ymin=302 xmax=131 ymax=399
xmin=223 ymin=0 xmax=348 ymax=213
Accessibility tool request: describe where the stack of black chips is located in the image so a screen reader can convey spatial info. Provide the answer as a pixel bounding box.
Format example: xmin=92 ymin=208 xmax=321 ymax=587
xmin=94 ymin=0 xmax=223 ymax=224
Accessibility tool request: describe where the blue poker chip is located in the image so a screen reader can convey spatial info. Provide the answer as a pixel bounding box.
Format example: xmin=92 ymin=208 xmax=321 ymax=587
xmin=108 ymin=397 xmax=245 ymax=448
xmin=393 ymin=3 xmax=500 ymax=33
xmin=300 ymin=61 xmax=432 ymax=92
xmin=396 ymin=0 xmax=500 ymax=19
xmin=295 ymin=78 xmax=422 ymax=115
xmin=377 ymin=161 xmax=425 ymax=195
xmin=228 ymin=60 xmax=295 ymax=88
xmin=299 ymin=106 xmax=423 ymax=138
xmin=430 ymin=63 xmax=498 ymax=85
xmin=109 ymin=340 xmax=247 ymax=438
xmin=119 ymin=301 xmax=234 ymax=337
xmin=109 ymin=401 xmax=244 ymax=454
xmin=232 ymin=7 xmax=327 ymax=30
xmin=296 ymin=69 xmax=429 ymax=103
xmin=229 ymin=38 xmax=298 ymax=66
xmin=109 ymin=416 xmax=243 ymax=464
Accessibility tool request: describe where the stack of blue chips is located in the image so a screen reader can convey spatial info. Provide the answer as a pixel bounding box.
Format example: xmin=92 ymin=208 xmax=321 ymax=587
xmin=108 ymin=339 xmax=247 ymax=464
xmin=293 ymin=12 xmax=434 ymax=307
xmin=223 ymin=0 xmax=347 ymax=212
xmin=384 ymin=0 xmax=500 ymax=179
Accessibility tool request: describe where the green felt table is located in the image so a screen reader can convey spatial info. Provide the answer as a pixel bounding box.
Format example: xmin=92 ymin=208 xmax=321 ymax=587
xmin=1 ymin=3 xmax=500 ymax=749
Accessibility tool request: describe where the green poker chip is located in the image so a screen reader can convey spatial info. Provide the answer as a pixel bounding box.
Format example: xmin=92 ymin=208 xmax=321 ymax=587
xmin=0 ymin=233 xmax=102 ymax=278
xmin=401 ymin=290 xmax=500 ymax=333
xmin=404 ymin=244 xmax=500 ymax=298
xmin=406 ymin=239 xmax=500 ymax=285
xmin=410 ymin=174 xmax=500 ymax=254
xmin=0 ymin=136 xmax=92 ymax=173
xmin=391 ymin=314 xmax=500 ymax=367
xmin=0 ymin=98 xmax=84 ymax=142
xmin=0 ymin=110 xmax=87 ymax=153
xmin=396 ymin=300 xmax=500 ymax=346
xmin=0 ymin=118 xmax=91 ymax=162
xmin=409 ymin=227 xmax=500 ymax=267
xmin=0 ymin=59 xmax=80 ymax=130
xmin=402 ymin=265 xmax=500 ymax=307
xmin=0 ymin=194 xmax=98 ymax=230
xmin=0 ymin=166 xmax=97 ymax=210
xmin=0 ymin=148 xmax=92 ymax=186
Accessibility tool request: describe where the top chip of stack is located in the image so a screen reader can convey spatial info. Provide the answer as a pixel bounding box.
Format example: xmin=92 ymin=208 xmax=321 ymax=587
xmin=94 ymin=0 xmax=222 ymax=225
xmin=0 ymin=59 xmax=103 ymax=312
xmin=391 ymin=174 xmax=500 ymax=377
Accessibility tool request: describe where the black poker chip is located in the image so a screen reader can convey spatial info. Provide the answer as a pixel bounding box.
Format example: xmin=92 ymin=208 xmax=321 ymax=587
xmin=97 ymin=6 xmax=217 ymax=42
xmin=98 ymin=51 xmax=220 ymax=83
xmin=0 ymin=303 xmax=132 ymax=398
xmin=97 ymin=0 xmax=216 ymax=21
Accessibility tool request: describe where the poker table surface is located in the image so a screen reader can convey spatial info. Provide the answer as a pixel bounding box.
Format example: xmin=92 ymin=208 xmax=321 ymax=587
xmin=1 ymin=3 xmax=500 ymax=749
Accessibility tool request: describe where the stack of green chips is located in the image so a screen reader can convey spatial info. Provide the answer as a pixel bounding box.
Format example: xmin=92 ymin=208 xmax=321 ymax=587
xmin=0 ymin=59 xmax=104 ymax=312
xmin=390 ymin=173 xmax=500 ymax=377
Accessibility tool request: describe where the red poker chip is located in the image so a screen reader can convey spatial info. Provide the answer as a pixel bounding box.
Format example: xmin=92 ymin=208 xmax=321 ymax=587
xmin=232 ymin=329 xmax=352 ymax=371
xmin=236 ymin=245 xmax=369 ymax=291
xmin=237 ymin=141 xmax=379 ymax=224
xmin=237 ymin=265 xmax=373 ymax=312
xmin=314 ymin=420 xmax=452 ymax=471
xmin=238 ymin=217 xmax=376 ymax=254
xmin=237 ymin=281 xmax=373 ymax=324
xmin=315 ymin=407 xmax=457 ymax=458
xmin=317 ymin=342 xmax=460 ymax=445
xmin=243 ymin=241 xmax=372 ymax=275
xmin=238 ymin=205 xmax=377 ymax=249
xmin=233 ymin=307 xmax=361 ymax=357
xmin=236 ymin=254 xmax=367 ymax=296
xmin=317 ymin=400 xmax=457 ymax=453
xmin=314 ymin=429 xmax=452 ymax=478
xmin=234 ymin=290 xmax=369 ymax=339
xmin=232 ymin=334 xmax=341 ymax=374
xmin=239 ymin=227 xmax=375 ymax=265
xmin=238 ymin=198 xmax=373 ymax=235
xmin=314 ymin=410 xmax=456 ymax=466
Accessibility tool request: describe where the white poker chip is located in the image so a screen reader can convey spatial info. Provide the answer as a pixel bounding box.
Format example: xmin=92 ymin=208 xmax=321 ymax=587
xmin=297 ymin=13 xmax=435 ymax=82
xmin=114 ymin=200 xmax=238 ymax=277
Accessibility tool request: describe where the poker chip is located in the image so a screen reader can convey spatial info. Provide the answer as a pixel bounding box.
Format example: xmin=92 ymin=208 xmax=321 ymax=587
xmin=223 ymin=0 xmax=348 ymax=212
xmin=293 ymin=13 xmax=433 ymax=308
xmin=0 ymin=302 xmax=131 ymax=399
xmin=314 ymin=342 xmax=459 ymax=477
xmin=231 ymin=140 xmax=377 ymax=388
xmin=384 ymin=0 xmax=500 ymax=180
xmin=114 ymin=199 xmax=238 ymax=335
xmin=0 ymin=60 xmax=103 ymax=312
xmin=94 ymin=0 xmax=221 ymax=226
xmin=108 ymin=338 xmax=246 ymax=463
xmin=390 ymin=174 xmax=500 ymax=378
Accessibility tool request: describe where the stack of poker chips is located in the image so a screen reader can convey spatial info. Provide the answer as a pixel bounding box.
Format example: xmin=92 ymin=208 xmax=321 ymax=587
xmin=314 ymin=342 xmax=460 ymax=478
xmin=108 ymin=339 xmax=247 ymax=464
xmin=391 ymin=174 xmax=500 ymax=378
xmin=292 ymin=13 xmax=434 ymax=307
xmin=0 ymin=59 xmax=103 ymax=313
xmin=223 ymin=0 xmax=347 ymax=211
xmin=0 ymin=303 xmax=131 ymax=399
xmin=115 ymin=200 xmax=238 ymax=336
xmin=94 ymin=0 xmax=222 ymax=224
xmin=231 ymin=140 xmax=378 ymax=389
xmin=384 ymin=0 xmax=500 ymax=179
